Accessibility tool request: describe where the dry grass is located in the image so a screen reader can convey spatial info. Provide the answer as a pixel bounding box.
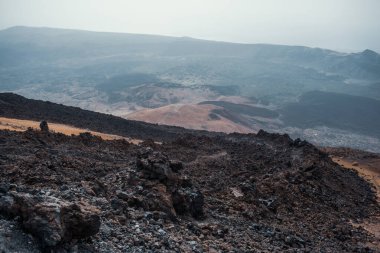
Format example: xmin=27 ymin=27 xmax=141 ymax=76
xmin=0 ymin=117 xmax=142 ymax=144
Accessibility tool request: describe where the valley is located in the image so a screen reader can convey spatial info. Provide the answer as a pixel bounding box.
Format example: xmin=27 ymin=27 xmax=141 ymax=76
xmin=1 ymin=1 xmax=379 ymax=252
xmin=1 ymin=26 xmax=380 ymax=152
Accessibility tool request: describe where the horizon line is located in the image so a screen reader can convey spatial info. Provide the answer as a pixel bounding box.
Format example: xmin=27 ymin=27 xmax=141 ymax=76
xmin=0 ymin=25 xmax=377 ymax=54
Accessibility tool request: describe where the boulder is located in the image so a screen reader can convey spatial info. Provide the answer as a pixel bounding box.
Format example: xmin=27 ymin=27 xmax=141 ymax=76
xmin=61 ymin=202 xmax=101 ymax=240
xmin=136 ymin=148 xmax=204 ymax=219
xmin=136 ymin=148 xmax=174 ymax=180
xmin=172 ymin=187 xmax=204 ymax=219
xmin=169 ymin=160 xmax=183 ymax=172
xmin=39 ymin=120 xmax=49 ymax=132
xmin=144 ymin=184 xmax=177 ymax=219
xmin=0 ymin=192 xmax=100 ymax=248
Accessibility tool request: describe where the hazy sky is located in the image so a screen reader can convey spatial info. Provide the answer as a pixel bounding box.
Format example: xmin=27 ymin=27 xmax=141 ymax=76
xmin=0 ymin=0 xmax=379 ymax=52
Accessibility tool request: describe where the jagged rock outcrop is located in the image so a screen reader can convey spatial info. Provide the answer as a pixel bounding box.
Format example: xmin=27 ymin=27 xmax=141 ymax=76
xmin=172 ymin=187 xmax=204 ymax=219
xmin=137 ymin=148 xmax=175 ymax=181
xmin=0 ymin=191 xmax=100 ymax=249
xmin=137 ymin=147 xmax=205 ymax=219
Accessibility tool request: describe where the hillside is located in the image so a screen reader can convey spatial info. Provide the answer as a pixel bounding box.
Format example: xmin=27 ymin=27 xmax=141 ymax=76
xmin=0 ymin=116 xmax=137 ymax=142
xmin=0 ymin=94 xmax=378 ymax=252
xmin=0 ymin=93 xmax=217 ymax=141
xmin=0 ymin=127 xmax=378 ymax=252
xmin=2 ymin=91 xmax=380 ymax=153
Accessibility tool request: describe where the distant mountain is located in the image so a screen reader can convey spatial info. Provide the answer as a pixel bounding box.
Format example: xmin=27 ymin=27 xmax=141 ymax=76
xmin=0 ymin=26 xmax=379 ymax=100
xmin=1 ymin=26 xmax=380 ymax=152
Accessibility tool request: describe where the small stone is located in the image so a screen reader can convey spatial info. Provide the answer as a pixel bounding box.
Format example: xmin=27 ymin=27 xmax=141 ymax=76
xmin=158 ymin=228 xmax=166 ymax=235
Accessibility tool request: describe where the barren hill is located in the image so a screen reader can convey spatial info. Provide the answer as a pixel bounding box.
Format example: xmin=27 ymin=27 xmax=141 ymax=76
xmin=127 ymin=104 xmax=254 ymax=133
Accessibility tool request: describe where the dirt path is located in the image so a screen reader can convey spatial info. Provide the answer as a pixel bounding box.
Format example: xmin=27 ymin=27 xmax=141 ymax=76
xmin=332 ymin=156 xmax=380 ymax=250
xmin=0 ymin=117 xmax=142 ymax=144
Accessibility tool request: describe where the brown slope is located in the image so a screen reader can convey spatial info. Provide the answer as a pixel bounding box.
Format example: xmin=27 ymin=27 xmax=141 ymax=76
xmin=126 ymin=104 xmax=255 ymax=134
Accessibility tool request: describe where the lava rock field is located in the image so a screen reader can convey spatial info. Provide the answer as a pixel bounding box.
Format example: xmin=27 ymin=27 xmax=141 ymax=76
xmin=0 ymin=129 xmax=378 ymax=252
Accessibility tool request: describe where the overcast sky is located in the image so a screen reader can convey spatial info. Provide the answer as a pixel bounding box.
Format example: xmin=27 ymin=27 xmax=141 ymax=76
xmin=0 ymin=0 xmax=379 ymax=52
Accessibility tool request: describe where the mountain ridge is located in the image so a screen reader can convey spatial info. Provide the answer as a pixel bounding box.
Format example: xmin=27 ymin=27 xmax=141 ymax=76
xmin=2 ymin=26 xmax=378 ymax=54
xmin=1 ymin=26 xmax=380 ymax=152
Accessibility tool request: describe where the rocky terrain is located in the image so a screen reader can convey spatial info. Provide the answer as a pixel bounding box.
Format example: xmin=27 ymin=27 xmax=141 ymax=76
xmin=323 ymin=147 xmax=380 ymax=250
xmin=0 ymin=126 xmax=379 ymax=252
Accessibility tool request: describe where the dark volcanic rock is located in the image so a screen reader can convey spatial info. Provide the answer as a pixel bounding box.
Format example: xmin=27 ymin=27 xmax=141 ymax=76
xmin=172 ymin=187 xmax=204 ymax=219
xmin=61 ymin=202 xmax=101 ymax=240
xmin=137 ymin=148 xmax=174 ymax=181
xmin=137 ymin=148 xmax=204 ymax=219
xmin=39 ymin=120 xmax=49 ymax=132
xmin=0 ymin=216 xmax=40 ymax=253
xmin=0 ymin=129 xmax=377 ymax=252
xmin=169 ymin=160 xmax=183 ymax=173
xmin=0 ymin=191 xmax=100 ymax=248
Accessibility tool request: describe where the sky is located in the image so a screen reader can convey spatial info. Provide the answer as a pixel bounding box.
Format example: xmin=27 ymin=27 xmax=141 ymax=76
xmin=0 ymin=0 xmax=379 ymax=52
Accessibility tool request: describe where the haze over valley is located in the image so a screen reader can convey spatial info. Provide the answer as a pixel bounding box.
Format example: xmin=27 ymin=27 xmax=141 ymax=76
xmin=2 ymin=1 xmax=380 ymax=252
xmin=1 ymin=26 xmax=380 ymax=151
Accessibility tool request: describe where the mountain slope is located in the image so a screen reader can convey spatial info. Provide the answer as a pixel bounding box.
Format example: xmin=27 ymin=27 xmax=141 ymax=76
xmin=0 ymin=92 xmax=218 ymax=141
xmin=2 ymin=92 xmax=380 ymax=152
xmin=0 ymin=116 xmax=133 ymax=141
